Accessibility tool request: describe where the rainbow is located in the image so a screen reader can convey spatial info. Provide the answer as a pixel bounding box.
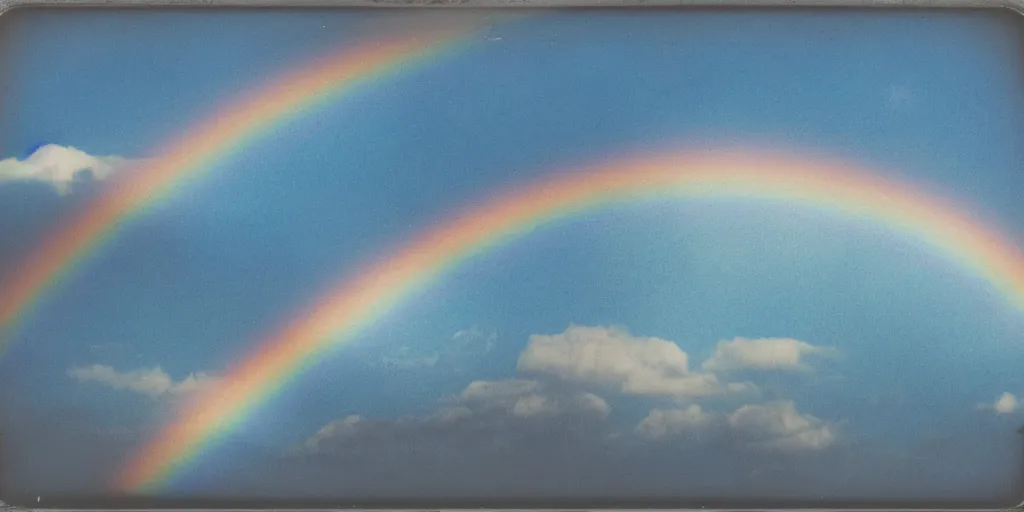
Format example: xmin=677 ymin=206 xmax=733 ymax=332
xmin=120 ymin=150 xmax=1024 ymax=492
xmin=0 ymin=24 xmax=479 ymax=353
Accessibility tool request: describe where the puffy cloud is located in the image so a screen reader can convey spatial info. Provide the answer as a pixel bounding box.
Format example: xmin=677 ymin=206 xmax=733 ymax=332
xmin=702 ymin=337 xmax=836 ymax=372
xmin=67 ymin=364 xmax=219 ymax=398
xmin=519 ymin=325 xmax=688 ymax=381
xmin=728 ymin=401 xmax=835 ymax=451
xmin=635 ymin=405 xmax=714 ymax=439
xmin=0 ymin=144 xmax=134 ymax=194
xmin=517 ymin=325 xmax=733 ymax=397
xmin=979 ymin=392 xmax=1019 ymax=414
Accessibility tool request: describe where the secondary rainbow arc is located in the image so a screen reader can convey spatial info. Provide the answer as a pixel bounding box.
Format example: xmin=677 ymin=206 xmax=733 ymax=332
xmin=0 ymin=26 xmax=477 ymax=353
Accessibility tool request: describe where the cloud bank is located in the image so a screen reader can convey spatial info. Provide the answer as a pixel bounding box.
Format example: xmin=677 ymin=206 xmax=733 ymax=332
xmin=304 ymin=378 xmax=611 ymax=454
xmin=307 ymin=325 xmax=838 ymax=464
xmin=312 ymin=325 xmax=837 ymax=456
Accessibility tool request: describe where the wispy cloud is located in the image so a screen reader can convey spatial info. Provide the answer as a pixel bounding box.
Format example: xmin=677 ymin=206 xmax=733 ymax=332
xmin=67 ymin=364 xmax=219 ymax=398
xmin=451 ymin=326 xmax=497 ymax=354
xmin=377 ymin=346 xmax=440 ymax=369
xmin=375 ymin=326 xmax=497 ymax=371
xmin=304 ymin=415 xmax=364 ymax=452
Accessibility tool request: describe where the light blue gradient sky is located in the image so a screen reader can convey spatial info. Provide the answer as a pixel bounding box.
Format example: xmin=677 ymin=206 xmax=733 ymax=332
xmin=0 ymin=8 xmax=1022 ymax=503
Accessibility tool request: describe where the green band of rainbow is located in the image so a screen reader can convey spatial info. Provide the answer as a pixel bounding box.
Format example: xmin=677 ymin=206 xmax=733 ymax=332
xmin=120 ymin=150 xmax=1024 ymax=492
xmin=0 ymin=25 xmax=478 ymax=353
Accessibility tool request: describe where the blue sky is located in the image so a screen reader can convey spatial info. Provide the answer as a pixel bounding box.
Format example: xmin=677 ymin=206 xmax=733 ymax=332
xmin=0 ymin=7 xmax=1023 ymax=505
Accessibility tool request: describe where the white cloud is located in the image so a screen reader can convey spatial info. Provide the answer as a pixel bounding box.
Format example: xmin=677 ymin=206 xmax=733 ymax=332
xmin=979 ymin=392 xmax=1019 ymax=414
xmin=0 ymin=144 xmax=134 ymax=194
xmin=304 ymin=415 xmax=364 ymax=451
xmin=702 ymin=337 xmax=836 ymax=372
xmin=517 ymin=325 xmax=733 ymax=397
xmin=635 ymin=405 xmax=714 ymax=439
xmin=67 ymin=364 xmax=219 ymax=398
xmin=728 ymin=401 xmax=835 ymax=451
